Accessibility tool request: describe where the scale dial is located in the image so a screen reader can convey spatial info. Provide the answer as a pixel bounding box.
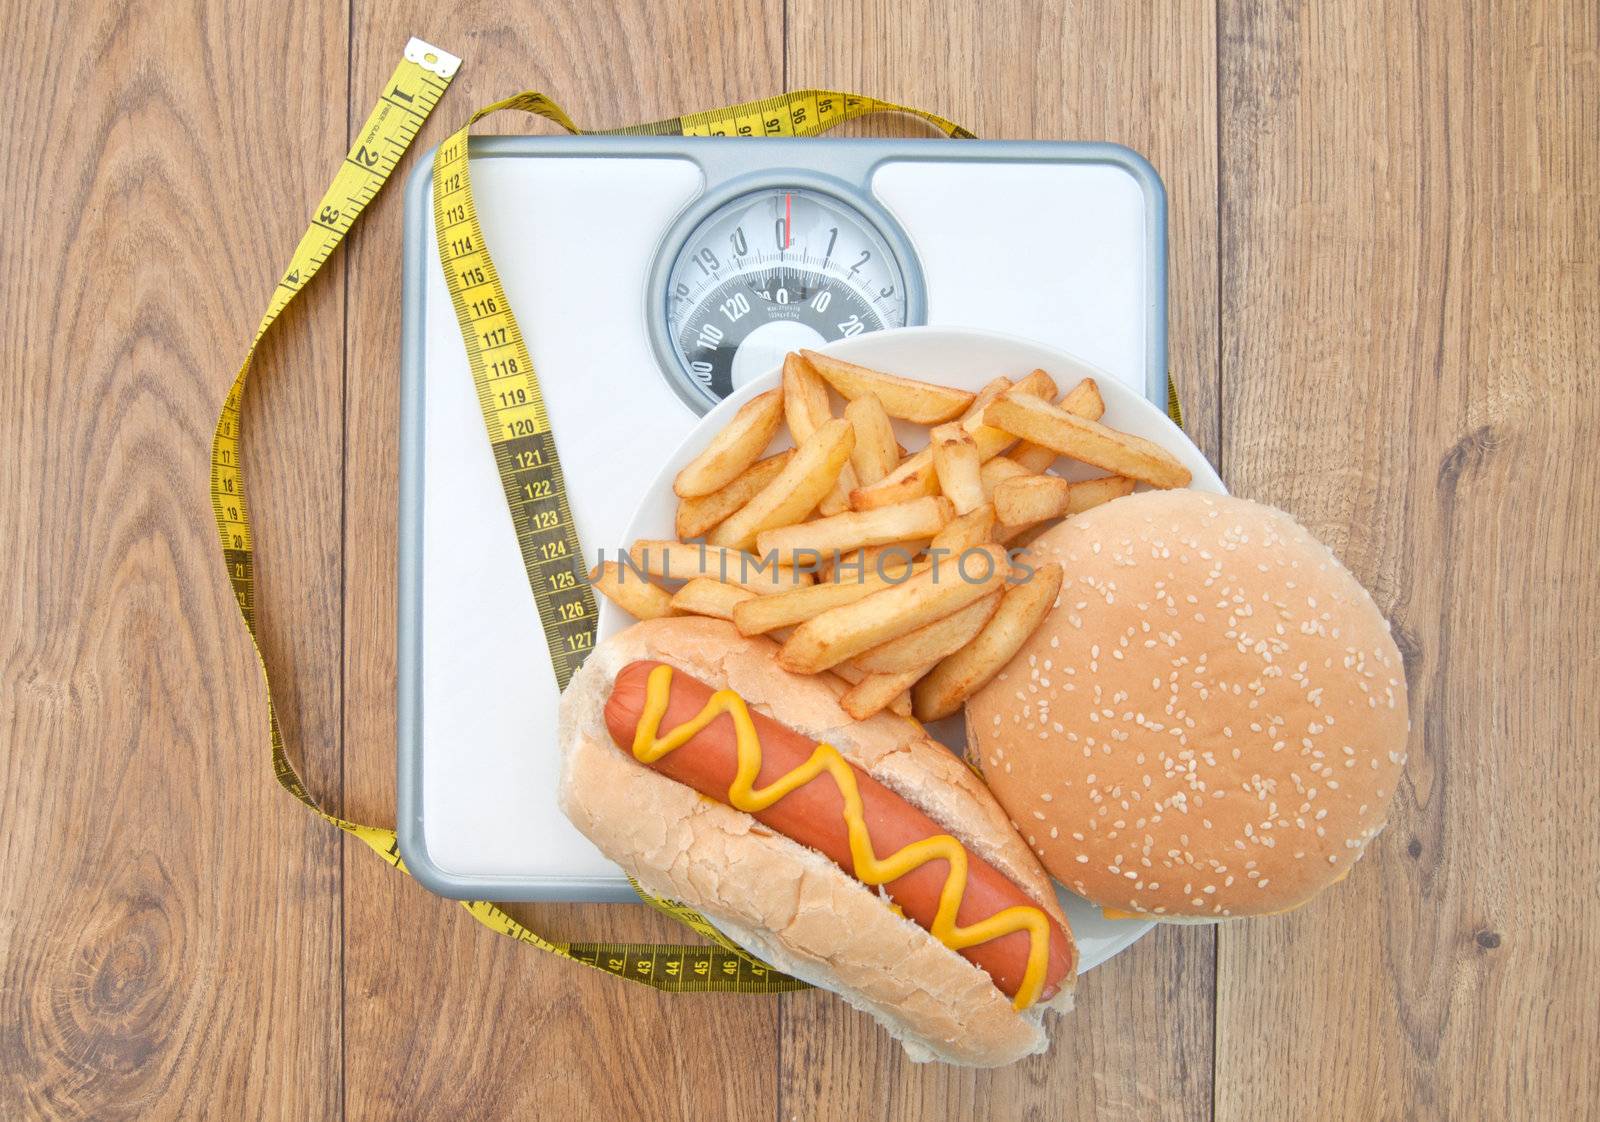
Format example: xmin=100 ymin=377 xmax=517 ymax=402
xmin=663 ymin=187 xmax=912 ymax=407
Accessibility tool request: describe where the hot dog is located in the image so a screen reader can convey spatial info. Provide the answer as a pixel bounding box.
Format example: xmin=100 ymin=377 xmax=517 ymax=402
xmin=603 ymin=659 xmax=1075 ymax=1003
xmin=558 ymin=617 xmax=1079 ymax=1067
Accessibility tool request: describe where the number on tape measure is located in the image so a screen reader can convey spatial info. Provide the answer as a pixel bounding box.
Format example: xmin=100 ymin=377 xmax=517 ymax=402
xmin=435 ymin=146 xmax=597 ymax=673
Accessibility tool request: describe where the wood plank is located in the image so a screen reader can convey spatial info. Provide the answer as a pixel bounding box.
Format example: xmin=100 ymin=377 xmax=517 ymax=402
xmin=782 ymin=3 xmax=1219 ymax=1116
xmin=337 ymin=7 xmax=787 ymax=1119
xmin=783 ymin=924 xmax=1213 ymax=1118
xmin=788 ymin=0 xmax=1223 ymax=461
xmin=1214 ymin=0 xmax=1600 ymax=1116
xmin=0 ymin=1 xmax=348 ymax=1116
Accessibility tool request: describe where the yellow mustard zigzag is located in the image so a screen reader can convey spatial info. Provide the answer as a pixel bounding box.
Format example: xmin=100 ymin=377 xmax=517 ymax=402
xmin=632 ymin=663 xmax=1051 ymax=1011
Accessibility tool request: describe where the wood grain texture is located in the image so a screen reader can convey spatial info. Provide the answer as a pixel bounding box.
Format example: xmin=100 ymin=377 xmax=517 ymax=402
xmin=338 ymin=4 xmax=787 ymax=1120
xmin=781 ymin=3 xmax=1219 ymax=1117
xmin=0 ymin=1 xmax=347 ymax=1117
xmin=1214 ymin=1 xmax=1600 ymax=1118
xmin=787 ymin=0 xmax=1223 ymax=463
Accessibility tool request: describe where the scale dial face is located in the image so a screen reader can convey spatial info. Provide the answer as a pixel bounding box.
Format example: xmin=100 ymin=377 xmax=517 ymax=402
xmin=663 ymin=187 xmax=912 ymax=406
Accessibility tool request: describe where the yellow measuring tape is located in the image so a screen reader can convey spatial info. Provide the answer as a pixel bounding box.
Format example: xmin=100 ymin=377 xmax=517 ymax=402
xmin=209 ymin=37 xmax=1002 ymax=994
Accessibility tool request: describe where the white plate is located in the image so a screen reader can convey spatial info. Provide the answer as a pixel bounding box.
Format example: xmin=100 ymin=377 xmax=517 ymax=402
xmin=603 ymin=325 xmax=1227 ymax=971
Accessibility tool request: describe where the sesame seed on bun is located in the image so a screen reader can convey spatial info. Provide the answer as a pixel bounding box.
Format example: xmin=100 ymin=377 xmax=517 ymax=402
xmin=967 ymin=490 xmax=1409 ymax=921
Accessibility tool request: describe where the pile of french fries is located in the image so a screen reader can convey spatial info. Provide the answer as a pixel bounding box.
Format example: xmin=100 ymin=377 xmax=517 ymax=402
xmin=591 ymin=349 xmax=1191 ymax=722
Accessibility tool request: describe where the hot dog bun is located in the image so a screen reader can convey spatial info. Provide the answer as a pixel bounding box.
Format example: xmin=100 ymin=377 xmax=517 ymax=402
xmin=557 ymin=617 xmax=1076 ymax=1066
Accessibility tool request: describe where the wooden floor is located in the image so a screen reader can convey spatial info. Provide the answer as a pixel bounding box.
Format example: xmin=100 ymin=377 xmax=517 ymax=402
xmin=3 ymin=1 xmax=1596 ymax=1118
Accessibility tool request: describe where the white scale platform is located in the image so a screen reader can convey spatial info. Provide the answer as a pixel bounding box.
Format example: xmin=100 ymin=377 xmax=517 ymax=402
xmin=397 ymin=136 xmax=1167 ymax=901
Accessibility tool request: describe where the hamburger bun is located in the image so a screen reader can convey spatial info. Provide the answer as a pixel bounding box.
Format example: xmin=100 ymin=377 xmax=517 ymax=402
xmin=558 ymin=616 xmax=1077 ymax=1066
xmin=967 ymin=490 xmax=1409 ymax=921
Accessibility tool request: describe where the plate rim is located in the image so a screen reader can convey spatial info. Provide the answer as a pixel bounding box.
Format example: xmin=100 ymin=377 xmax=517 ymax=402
xmin=604 ymin=325 xmax=1229 ymax=970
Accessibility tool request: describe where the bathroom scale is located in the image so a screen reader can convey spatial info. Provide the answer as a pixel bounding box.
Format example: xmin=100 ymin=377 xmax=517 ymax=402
xmin=396 ymin=134 xmax=1168 ymax=902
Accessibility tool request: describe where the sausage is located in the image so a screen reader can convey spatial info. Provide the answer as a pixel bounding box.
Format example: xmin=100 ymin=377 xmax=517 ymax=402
xmin=604 ymin=660 xmax=1075 ymax=1002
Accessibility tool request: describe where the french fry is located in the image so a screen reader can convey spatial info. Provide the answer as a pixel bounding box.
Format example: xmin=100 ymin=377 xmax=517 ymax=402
xmin=1053 ymin=481 xmax=1139 ymax=538
xmin=800 ymin=349 xmax=975 ymax=424
xmin=849 ymin=456 xmax=938 ymax=510
xmin=826 ymin=541 xmax=926 ymax=584
xmin=832 ymin=660 xmax=910 ymax=716
xmin=828 ymin=659 xmax=865 ymax=685
xmin=993 ymin=474 xmax=1070 ymax=525
xmin=784 ymin=352 xmax=859 ymax=516
xmin=850 ymin=375 xmax=1057 ymax=511
xmin=844 ymin=393 xmax=898 ymax=485
xmin=853 ymin=590 xmax=1001 ymax=674
xmin=983 ymin=391 xmax=1192 ymax=489
xmin=669 ymin=577 xmax=756 ymax=621
xmin=815 ymin=670 xmax=850 ymax=700
xmin=627 ymin=539 xmax=812 ymax=595
xmin=962 ymin=370 xmax=1055 ymax=457
xmin=959 ymin=376 xmax=1013 ymax=420
xmin=778 ymin=544 xmax=1008 ymax=673
xmin=840 ymin=666 xmax=925 ymax=720
xmin=913 ymin=562 xmax=1065 ymax=720
xmin=929 ymin=503 xmax=996 ymax=554
xmin=996 ymin=521 xmax=1056 ymax=549
xmin=979 ymin=455 xmax=1033 ymax=498
xmin=709 ymin=418 xmax=855 ymax=550
xmin=818 ymin=668 xmax=876 ymax=703
xmin=755 ymin=496 xmax=952 ymax=563
xmin=675 ymin=450 xmax=794 ymax=539
xmin=589 ymin=561 xmax=675 ymax=621
xmin=782 ymin=351 xmax=831 ymax=434
xmin=672 ymin=388 xmax=784 ymax=497
xmin=871 ymin=541 xmax=927 ymax=576
xmin=1013 ymin=369 xmax=1061 ymax=401
xmin=1006 ymin=444 xmax=1057 ymax=474
xmin=818 ymin=479 xmax=857 ymax=517
xmin=992 ymin=473 xmax=1137 ymax=527
xmin=1059 ymin=376 xmax=1106 ymax=419
xmin=931 ymin=424 xmax=984 ymax=514
xmin=818 ymin=540 xmax=923 ymax=584
xmin=849 ymin=439 xmax=982 ymax=513
xmin=732 ymin=566 xmax=921 ymax=636
xmin=1010 ymin=377 xmax=1107 ymax=471
xmin=964 ymin=374 xmax=1052 ymax=454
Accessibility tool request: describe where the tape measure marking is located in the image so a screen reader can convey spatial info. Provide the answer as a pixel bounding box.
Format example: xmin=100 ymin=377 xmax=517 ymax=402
xmin=430 ymin=99 xmax=601 ymax=690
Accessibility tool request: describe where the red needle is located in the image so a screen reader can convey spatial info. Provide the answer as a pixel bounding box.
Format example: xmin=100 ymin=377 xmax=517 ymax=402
xmin=784 ymin=192 xmax=792 ymax=248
